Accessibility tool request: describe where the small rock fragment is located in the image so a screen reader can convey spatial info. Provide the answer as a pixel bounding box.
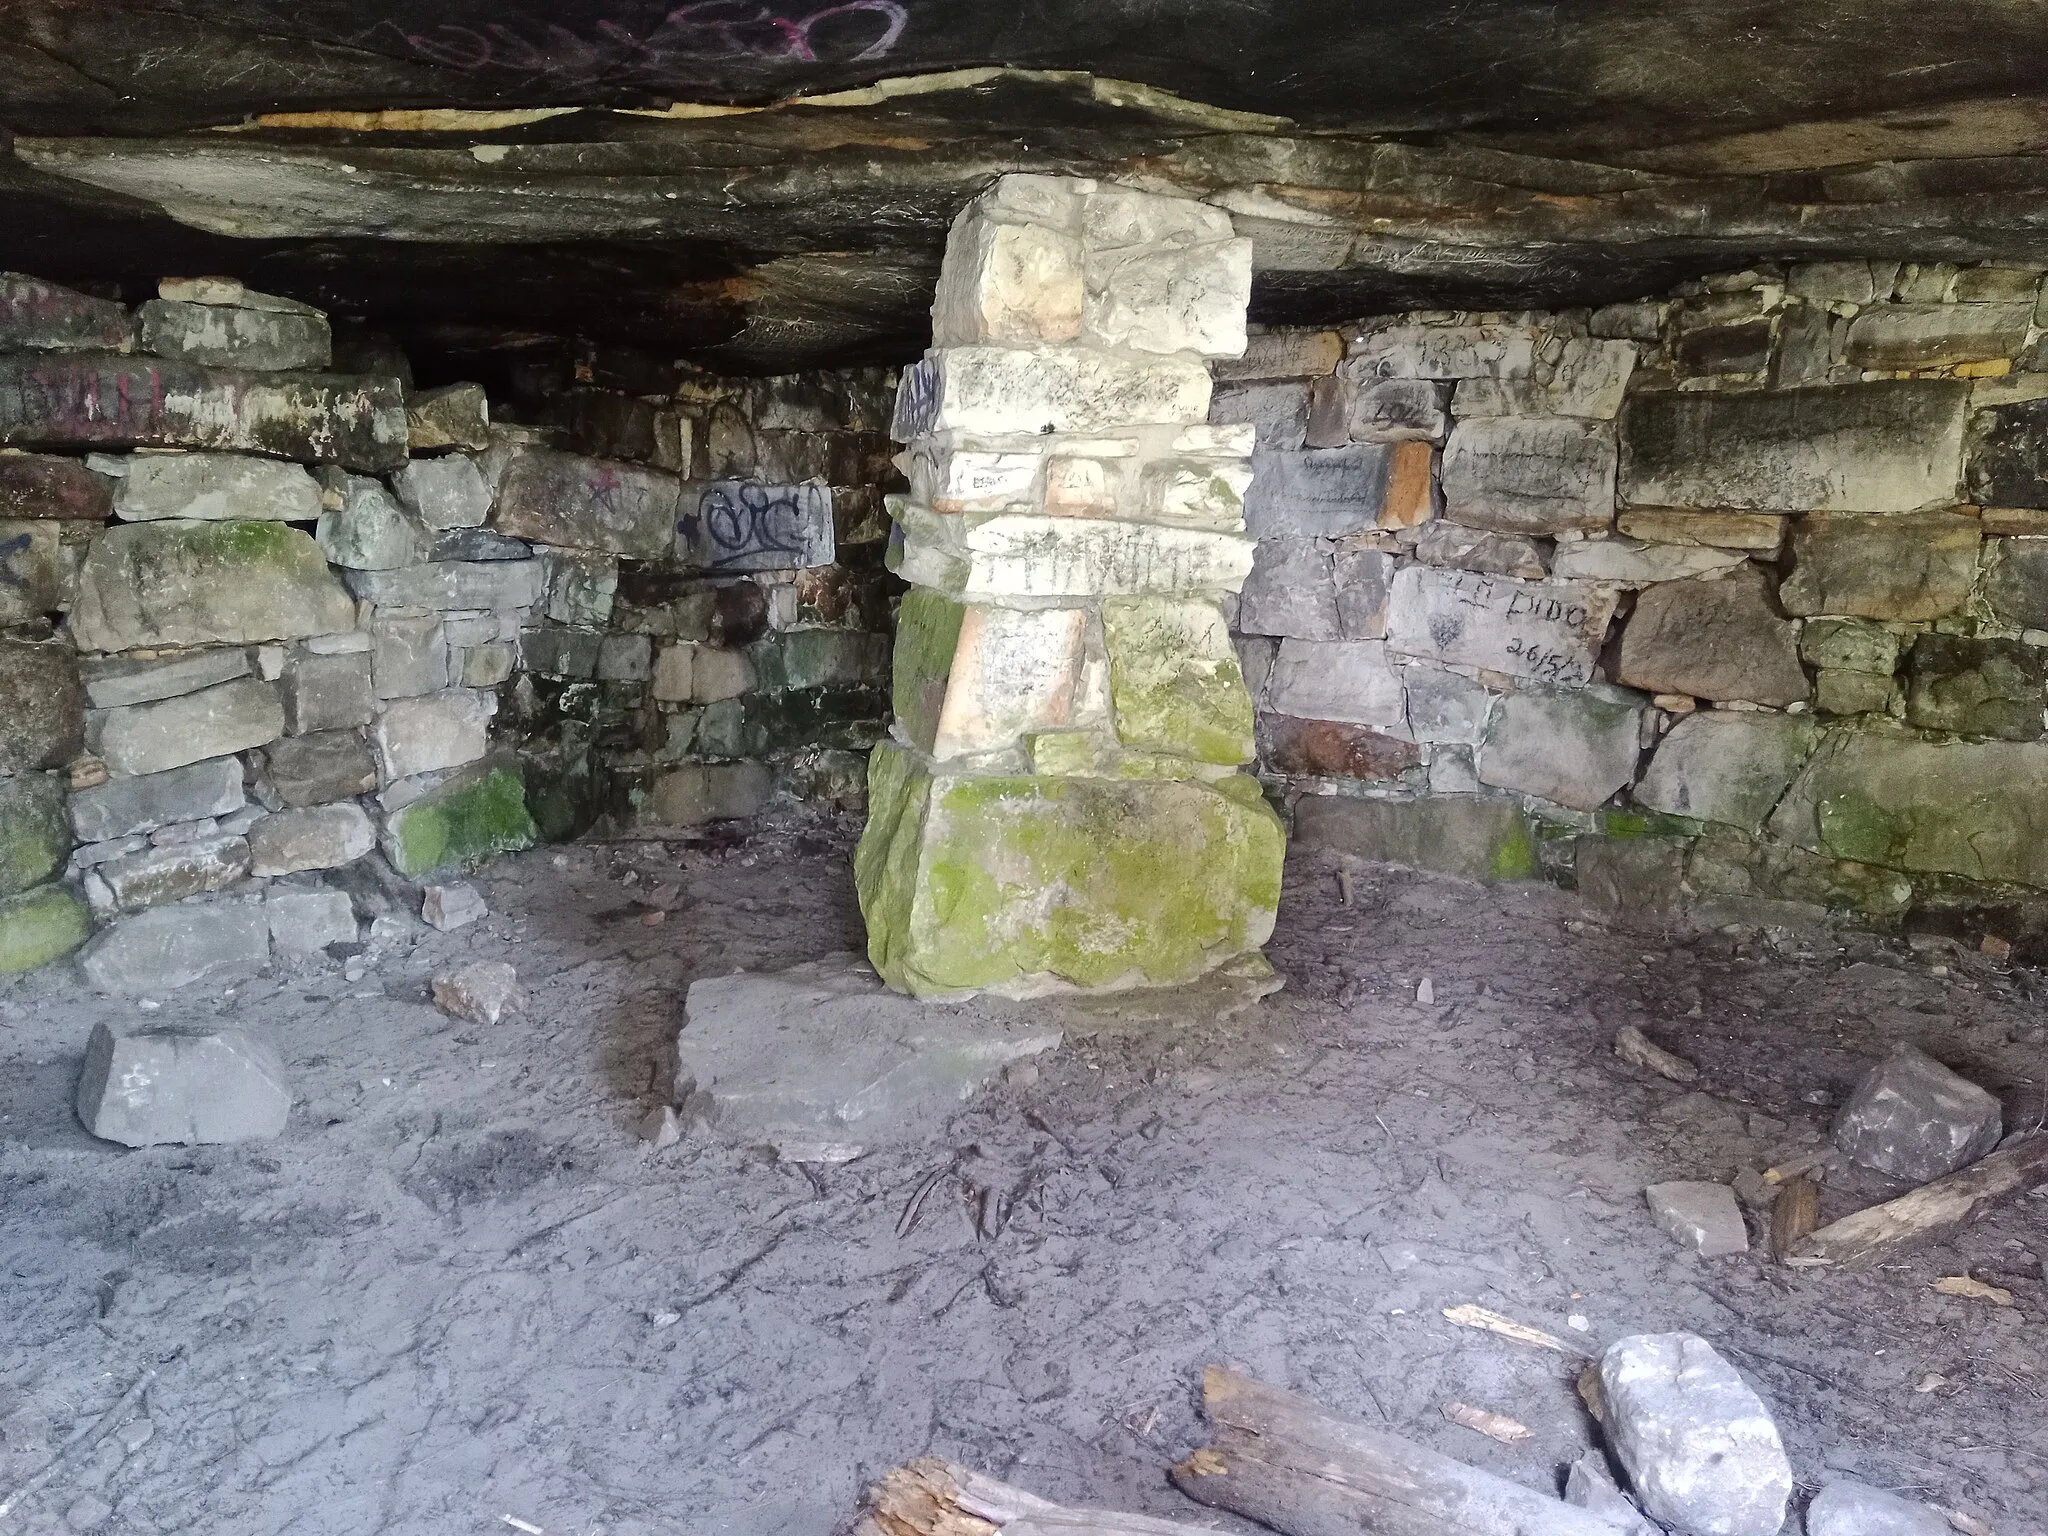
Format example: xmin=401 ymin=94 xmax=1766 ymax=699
xmin=1933 ymin=1275 xmax=2014 ymax=1306
xmin=1645 ymin=1180 xmax=1750 ymax=1257
xmin=1614 ymin=1023 xmax=1700 ymax=1083
xmin=1806 ymin=1479 xmax=1952 ymax=1536
xmin=422 ymin=881 xmax=487 ymax=931
xmin=1563 ymin=1451 xmax=1659 ymax=1536
xmin=64 ymin=1495 xmax=115 ymax=1531
xmin=116 ymin=1418 xmax=155 ymax=1453
xmin=75 ymin=1021 xmax=291 ymax=1147
xmin=1416 ymin=976 xmax=1435 ymax=1005
xmin=1833 ymin=1043 xmax=2003 ymax=1182
xmin=1598 ymin=1333 xmax=1793 ymax=1536
xmin=430 ymin=960 xmax=522 ymax=1024
xmin=640 ymin=1103 xmax=682 ymax=1148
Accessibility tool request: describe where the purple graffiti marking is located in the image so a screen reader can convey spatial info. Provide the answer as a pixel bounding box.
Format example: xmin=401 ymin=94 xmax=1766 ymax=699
xmin=394 ymin=1 xmax=908 ymax=81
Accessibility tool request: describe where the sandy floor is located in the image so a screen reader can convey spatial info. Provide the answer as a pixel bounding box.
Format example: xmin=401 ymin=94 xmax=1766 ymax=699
xmin=1 ymin=814 xmax=2043 ymax=1536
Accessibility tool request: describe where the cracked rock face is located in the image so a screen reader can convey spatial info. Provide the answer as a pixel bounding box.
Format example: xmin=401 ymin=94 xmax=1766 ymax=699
xmin=1833 ymin=1043 xmax=2003 ymax=1182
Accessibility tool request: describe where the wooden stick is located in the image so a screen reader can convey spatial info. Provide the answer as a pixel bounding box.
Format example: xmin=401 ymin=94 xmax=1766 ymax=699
xmin=0 ymin=1365 xmax=155 ymax=1520
xmin=1170 ymin=1367 xmax=1630 ymax=1536
xmin=852 ymin=1457 xmax=1221 ymax=1536
xmin=1786 ymin=1134 xmax=2048 ymax=1268
xmin=1768 ymin=1175 xmax=1819 ymax=1262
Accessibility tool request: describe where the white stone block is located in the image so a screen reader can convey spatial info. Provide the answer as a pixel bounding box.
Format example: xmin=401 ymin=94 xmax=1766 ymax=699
xmin=107 ymin=453 xmax=323 ymax=522
xmin=930 ymin=211 xmax=1084 ymax=349
xmin=891 ymin=347 xmax=1212 ymax=441
xmin=891 ymin=503 xmax=1256 ymax=599
xmin=267 ymin=888 xmax=358 ymax=952
xmin=371 ymin=688 xmax=494 ymax=782
xmin=930 ymin=607 xmax=1089 ymax=759
xmin=1266 ymin=639 xmax=1406 ymax=727
xmin=1083 ymin=237 xmax=1253 ymax=359
xmin=1350 ymin=322 xmax=1538 ymax=379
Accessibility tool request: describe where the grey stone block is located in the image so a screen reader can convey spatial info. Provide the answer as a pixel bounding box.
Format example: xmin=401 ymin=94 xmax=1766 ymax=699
xmin=1208 ymin=379 xmax=1309 ymax=449
xmin=1333 ymin=549 xmax=1395 ymax=639
xmin=1411 ymin=521 xmax=1548 ymax=579
xmin=99 ymin=678 xmax=283 ymax=778
xmin=674 ymin=952 xmax=1062 ymax=1160
xmin=369 ymin=613 xmax=449 ymax=700
xmin=1576 ymin=837 xmax=1689 ymax=927
xmin=1292 ymin=793 xmax=1535 ymax=881
xmin=266 ymin=888 xmax=357 ymax=953
xmin=282 ymin=650 xmax=375 ymax=733
xmin=76 ymin=1021 xmax=290 ymax=1146
xmin=1635 ymin=712 xmax=1820 ymax=832
xmin=102 ymin=452 xmax=322 ymax=522
xmin=1982 ymin=536 xmax=2048 ymax=630
xmin=315 ymin=476 xmax=425 ymax=570
xmin=1339 ymin=375 xmax=1450 ymax=442
xmin=79 ymin=899 xmax=271 ymax=992
xmin=431 ymin=960 xmax=523 ymax=1024
xmin=370 ymin=690 xmax=494 ymax=783
xmin=405 ymin=383 xmax=491 ymax=452
xmin=69 ymin=756 xmax=245 ymax=843
xmin=1441 ymin=416 xmax=1615 ymax=534
xmin=1645 ymin=1180 xmax=1749 ymax=1256
xmin=1614 ymin=567 xmax=1809 ymax=705
xmin=1401 ymin=665 xmax=1496 ymax=745
xmin=393 ymin=454 xmax=491 ymax=530
xmin=1385 ymin=565 xmax=1617 ymax=686
xmin=1844 ymin=302 xmax=2031 ymax=370
xmin=494 ymin=448 xmax=680 ymax=559
xmin=1244 ymin=444 xmax=1403 ymax=538
xmin=97 ymin=832 xmax=249 ymax=912
xmin=1266 ymin=639 xmax=1406 ymax=728
xmin=1477 ymin=683 xmax=1644 ymax=811
xmin=1780 ymin=512 xmax=1981 ymax=621
xmin=1806 ymin=1480 xmax=1951 ymax=1536
xmin=677 ymin=481 xmax=835 ymax=573
xmin=429 ymin=528 xmax=530 ymax=562
xmin=1800 ymin=616 xmax=1901 ymax=674
xmin=81 ymin=647 xmax=251 ymax=709
xmin=1834 ymin=1043 xmax=2002 ymax=1182
xmin=136 ymin=298 xmax=331 ymax=371
xmin=1904 ymin=633 xmax=2048 ymax=741
xmin=421 ymin=881 xmax=486 ymax=931
xmin=519 ymin=626 xmax=603 ymax=680
xmin=344 ymin=559 xmax=546 ymax=613
xmin=0 ymin=271 xmax=129 ymax=351
xmin=1598 ymin=1333 xmax=1793 ymax=1536
xmin=0 ymin=772 xmax=71 ymax=896
xmin=0 ymin=637 xmax=85 ymax=775
xmin=1237 ymin=539 xmax=1337 ymax=639
xmin=262 ymin=730 xmax=376 ymax=807
xmin=247 ymin=803 xmax=375 ymax=876
xmin=68 ymin=522 xmax=357 ymax=653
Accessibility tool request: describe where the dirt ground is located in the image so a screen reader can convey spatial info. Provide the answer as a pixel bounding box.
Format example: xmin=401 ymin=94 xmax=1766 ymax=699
xmin=2 ymin=813 xmax=2045 ymax=1536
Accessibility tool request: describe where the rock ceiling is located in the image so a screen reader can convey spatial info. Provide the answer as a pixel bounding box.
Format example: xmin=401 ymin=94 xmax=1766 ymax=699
xmin=7 ymin=1 xmax=2048 ymax=372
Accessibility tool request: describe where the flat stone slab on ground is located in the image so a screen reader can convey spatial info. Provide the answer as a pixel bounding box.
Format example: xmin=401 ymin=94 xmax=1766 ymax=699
xmin=1645 ymin=1179 xmax=1749 ymax=1256
xmin=1806 ymin=1480 xmax=1951 ymax=1536
xmin=676 ymin=952 xmax=1063 ymax=1160
xmin=78 ymin=899 xmax=271 ymax=992
xmin=75 ymin=1020 xmax=290 ymax=1146
xmin=1833 ymin=1043 xmax=2002 ymax=1182
xmin=1599 ymin=1332 xmax=1793 ymax=1536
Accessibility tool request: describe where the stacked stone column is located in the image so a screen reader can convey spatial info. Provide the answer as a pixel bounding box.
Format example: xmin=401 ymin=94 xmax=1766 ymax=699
xmin=855 ymin=175 xmax=1284 ymax=997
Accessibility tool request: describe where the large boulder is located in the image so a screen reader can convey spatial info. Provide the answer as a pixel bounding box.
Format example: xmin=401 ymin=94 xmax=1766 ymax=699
xmin=69 ymin=521 xmax=355 ymax=653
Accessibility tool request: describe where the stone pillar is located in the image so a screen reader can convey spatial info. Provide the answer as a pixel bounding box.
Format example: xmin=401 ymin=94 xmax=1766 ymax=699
xmin=855 ymin=175 xmax=1284 ymax=997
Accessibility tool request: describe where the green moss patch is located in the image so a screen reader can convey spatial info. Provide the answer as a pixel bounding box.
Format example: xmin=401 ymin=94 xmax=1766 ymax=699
xmin=383 ymin=763 xmax=537 ymax=876
xmin=0 ymin=883 xmax=90 ymax=974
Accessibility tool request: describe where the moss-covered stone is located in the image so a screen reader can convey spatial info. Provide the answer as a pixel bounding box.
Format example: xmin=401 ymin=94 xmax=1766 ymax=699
xmin=855 ymin=744 xmax=1284 ymax=997
xmin=694 ymin=684 xmax=889 ymax=760
xmin=69 ymin=519 xmax=356 ymax=652
xmin=1101 ymin=596 xmax=1254 ymax=765
xmin=0 ymin=773 xmax=71 ymax=896
xmin=0 ymin=883 xmax=91 ymax=974
xmin=891 ymin=588 xmax=966 ymax=753
xmin=382 ymin=761 xmax=537 ymax=876
xmin=1688 ymin=823 xmax=1913 ymax=915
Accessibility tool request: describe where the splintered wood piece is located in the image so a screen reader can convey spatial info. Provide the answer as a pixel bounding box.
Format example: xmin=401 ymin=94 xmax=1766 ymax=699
xmin=1768 ymin=1174 xmax=1820 ymax=1261
xmin=1613 ymin=1024 xmax=1699 ymax=1083
xmin=1787 ymin=1134 xmax=2048 ymax=1268
xmin=1442 ymin=1402 xmax=1532 ymax=1444
xmin=1933 ymin=1275 xmax=2014 ymax=1305
xmin=1172 ymin=1367 xmax=1630 ymax=1536
xmin=1441 ymin=1304 xmax=1582 ymax=1356
xmin=851 ymin=1457 xmax=1220 ymax=1536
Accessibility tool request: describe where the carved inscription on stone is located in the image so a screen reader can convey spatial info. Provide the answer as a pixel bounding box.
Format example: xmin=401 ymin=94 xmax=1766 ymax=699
xmin=1385 ymin=564 xmax=1617 ymax=685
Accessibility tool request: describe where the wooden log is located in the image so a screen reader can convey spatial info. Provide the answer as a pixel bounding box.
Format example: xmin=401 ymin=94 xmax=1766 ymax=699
xmin=1768 ymin=1175 xmax=1820 ymax=1262
xmin=1786 ymin=1134 xmax=2048 ymax=1268
xmin=851 ymin=1457 xmax=1222 ymax=1536
xmin=1170 ymin=1367 xmax=1633 ymax=1536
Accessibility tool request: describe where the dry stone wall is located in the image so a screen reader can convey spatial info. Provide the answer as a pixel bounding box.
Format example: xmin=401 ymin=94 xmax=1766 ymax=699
xmin=1232 ymin=262 xmax=2048 ymax=932
xmin=0 ymin=272 xmax=899 ymax=987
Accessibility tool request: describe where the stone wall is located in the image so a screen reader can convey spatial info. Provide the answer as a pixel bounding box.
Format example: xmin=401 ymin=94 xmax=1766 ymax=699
xmin=1226 ymin=262 xmax=2048 ymax=932
xmin=0 ymin=272 xmax=899 ymax=987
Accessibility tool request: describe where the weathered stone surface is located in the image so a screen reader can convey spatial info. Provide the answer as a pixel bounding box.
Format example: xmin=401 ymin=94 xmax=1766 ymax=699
xmin=1619 ymin=381 xmax=1969 ymax=513
xmin=642 ymin=761 xmax=774 ymax=825
xmin=405 ymin=383 xmax=491 ymax=453
xmin=70 ymin=521 xmax=355 ymax=652
xmin=1617 ymin=509 xmax=1786 ymax=551
xmin=1401 ymin=664 xmax=1497 ymax=744
xmin=1292 ymin=793 xmax=1536 ymax=881
xmin=1265 ymin=639 xmax=1406 ymax=728
xmin=1769 ymin=730 xmax=2048 ymax=887
xmin=316 ymin=476 xmax=424 ymax=570
xmin=0 ymin=882 xmax=91 ymax=974
xmin=1411 ymin=521 xmax=1548 ymax=579
xmin=1616 ymin=568 xmax=1808 ymax=705
xmin=1479 ymin=684 xmax=1644 ymax=810
xmin=1562 ymin=1453 xmax=1658 ymax=1536
xmin=1806 ymin=1481 xmax=1951 ymax=1536
xmin=1844 ymin=303 xmax=2031 ymax=369
xmin=136 ymin=298 xmax=332 ymax=371
xmin=1081 ymin=191 xmax=1250 ymax=358
xmin=1316 ymin=375 xmax=1449 ymax=444
xmin=1833 ymin=1043 xmax=2003 ymax=1182
xmin=100 ymin=677 xmax=283 ymax=777
xmin=421 ymin=880 xmax=486 ymax=931
xmin=283 ymin=649 xmax=375 ymax=732
xmin=1574 ymin=835 xmax=1689 ymax=925
xmin=0 ymin=272 xmax=128 ymax=351
xmin=79 ymin=899 xmax=271 ymax=993
xmin=893 ymin=503 xmax=1255 ymax=600
xmin=1550 ymin=537 xmax=1748 ymax=583
xmin=1599 ymin=1334 xmax=1792 ymax=1536
xmin=80 ymin=647 xmax=249 ymax=709
xmin=431 ymin=960 xmax=523 ymax=1024
xmin=856 ymin=746 xmax=1283 ymax=997
xmin=344 ymin=559 xmax=545 ymax=612
xmin=1245 ymin=442 xmax=1433 ymax=537
xmin=1349 ymin=323 xmax=1537 ymax=380
xmin=1779 ymin=512 xmax=1982 ymax=621
xmin=932 ymin=205 xmax=1085 ymax=350
xmin=92 ymin=450 xmax=308 ymax=524
xmin=0 ymin=355 xmax=406 ymax=470
xmin=1801 ymin=616 xmax=1902 ymax=674
xmin=0 ymin=516 xmax=83 ymax=623
xmin=1456 ymin=338 xmax=1637 ymax=420
xmin=676 ymin=952 xmax=1062 ymax=1159
xmin=1969 ymin=397 xmax=2048 ymax=509
xmin=266 ymin=887 xmax=357 ymax=953
xmin=1212 ymin=330 xmax=1343 ymax=382
xmin=380 ymin=761 xmax=535 ymax=876
xmin=370 ymin=689 xmax=493 ymax=782
xmin=1209 ymin=380 xmax=1309 ymax=450
xmin=1645 ymin=1181 xmax=1749 ymax=1257
xmin=1441 ymin=417 xmax=1615 ymax=534
xmin=0 ymin=636 xmax=85 ymax=773
xmin=392 ymin=454 xmax=491 ymax=531
xmin=0 ymin=452 xmax=113 ymax=519
xmin=892 ymin=347 xmax=1212 ymax=440
xmin=1689 ymin=823 xmax=1912 ymax=917
xmin=248 ymin=802 xmax=375 ymax=876
xmin=262 ymin=730 xmax=375 ymax=807
xmin=1102 ymin=597 xmax=1253 ymax=764
xmin=518 ymin=626 xmax=601 ymax=680
xmin=369 ymin=613 xmax=448 ymax=700
xmin=1333 ymin=548 xmax=1396 ymax=638
xmin=894 ymin=594 xmax=1086 ymax=759
xmin=1259 ymin=715 xmax=1420 ymax=780
xmin=1904 ymin=633 xmax=2048 ymax=740
xmin=69 ymin=755 xmax=242 ymax=842
xmin=1981 ymin=536 xmax=2048 ymax=629
xmin=1385 ymin=566 xmax=1617 ymax=686
xmin=76 ymin=1021 xmax=290 ymax=1146
xmin=1235 ymin=539 xmax=1336 ymax=639
xmin=678 ymin=481 xmax=835 ymax=572
xmin=97 ymin=832 xmax=248 ymax=911
xmin=1815 ymin=667 xmax=1896 ymax=716
xmin=494 ymin=449 xmax=679 ymax=559
xmin=1635 ymin=712 xmax=1819 ymax=831
xmin=0 ymin=772 xmax=70 ymax=895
